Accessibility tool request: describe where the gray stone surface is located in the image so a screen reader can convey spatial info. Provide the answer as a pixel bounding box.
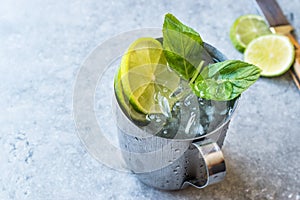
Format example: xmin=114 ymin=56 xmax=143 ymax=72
xmin=0 ymin=0 xmax=299 ymax=199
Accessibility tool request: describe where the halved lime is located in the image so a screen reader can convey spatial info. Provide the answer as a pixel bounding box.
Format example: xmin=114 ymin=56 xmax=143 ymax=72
xmin=230 ymin=14 xmax=271 ymax=52
xmin=120 ymin=37 xmax=180 ymax=114
xmin=244 ymin=34 xmax=295 ymax=77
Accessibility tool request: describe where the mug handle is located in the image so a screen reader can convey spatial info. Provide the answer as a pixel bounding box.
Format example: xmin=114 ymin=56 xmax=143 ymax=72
xmin=182 ymin=139 xmax=226 ymax=189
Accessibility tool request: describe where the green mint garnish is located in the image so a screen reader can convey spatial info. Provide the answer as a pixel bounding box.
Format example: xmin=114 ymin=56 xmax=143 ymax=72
xmin=162 ymin=13 xmax=261 ymax=100
xmin=163 ymin=13 xmax=205 ymax=80
xmin=190 ymin=60 xmax=261 ymax=100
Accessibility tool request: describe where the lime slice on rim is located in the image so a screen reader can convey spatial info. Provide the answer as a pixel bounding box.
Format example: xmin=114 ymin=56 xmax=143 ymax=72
xmin=244 ymin=34 xmax=295 ymax=77
xmin=230 ymin=14 xmax=271 ymax=52
xmin=120 ymin=37 xmax=180 ymax=114
xmin=114 ymin=68 xmax=148 ymax=124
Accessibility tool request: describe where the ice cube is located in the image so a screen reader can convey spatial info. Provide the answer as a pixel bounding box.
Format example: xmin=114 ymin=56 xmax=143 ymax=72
xmin=139 ymin=79 xmax=235 ymax=140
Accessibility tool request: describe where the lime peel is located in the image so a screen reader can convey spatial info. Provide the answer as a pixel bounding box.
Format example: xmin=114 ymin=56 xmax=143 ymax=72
xmin=230 ymin=14 xmax=271 ymax=52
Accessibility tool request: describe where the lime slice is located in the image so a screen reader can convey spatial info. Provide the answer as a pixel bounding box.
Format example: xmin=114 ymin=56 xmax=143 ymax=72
xmin=244 ymin=34 xmax=295 ymax=77
xmin=114 ymin=68 xmax=148 ymax=124
xmin=230 ymin=14 xmax=271 ymax=52
xmin=120 ymin=37 xmax=180 ymax=114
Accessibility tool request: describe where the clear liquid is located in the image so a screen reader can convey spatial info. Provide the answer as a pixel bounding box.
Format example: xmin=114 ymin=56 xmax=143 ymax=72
xmin=140 ymin=79 xmax=236 ymax=139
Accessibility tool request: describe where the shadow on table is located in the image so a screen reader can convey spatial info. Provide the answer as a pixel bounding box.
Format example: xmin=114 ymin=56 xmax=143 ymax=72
xmin=167 ymin=159 xmax=249 ymax=199
xmin=155 ymin=152 xmax=278 ymax=200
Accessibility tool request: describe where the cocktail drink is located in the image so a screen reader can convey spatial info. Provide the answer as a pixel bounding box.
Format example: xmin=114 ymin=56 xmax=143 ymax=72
xmin=113 ymin=14 xmax=260 ymax=190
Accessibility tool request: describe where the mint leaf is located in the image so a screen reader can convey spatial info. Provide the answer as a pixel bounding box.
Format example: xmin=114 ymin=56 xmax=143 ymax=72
xmin=190 ymin=60 xmax=261 ymax=100
xmin=163 ymin=13 xmax=202 ymax=45
xmin=163 ymin=13 xmax=212 ymax=80
xmin=162 ymin=13 xmax=261 ymax=101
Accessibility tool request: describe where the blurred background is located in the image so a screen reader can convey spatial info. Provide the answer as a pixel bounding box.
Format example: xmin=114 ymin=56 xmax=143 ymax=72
xmin=0 ymin=0 xmax=299 ymax=199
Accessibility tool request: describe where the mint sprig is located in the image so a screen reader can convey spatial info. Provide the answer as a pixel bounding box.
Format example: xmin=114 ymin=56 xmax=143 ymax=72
xmin=162 ymin=13 xmax=261 ymax=101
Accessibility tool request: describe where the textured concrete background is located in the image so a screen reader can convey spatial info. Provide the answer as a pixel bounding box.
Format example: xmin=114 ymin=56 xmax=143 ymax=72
xmin=0 ymin=0 xmax=299 ymax=199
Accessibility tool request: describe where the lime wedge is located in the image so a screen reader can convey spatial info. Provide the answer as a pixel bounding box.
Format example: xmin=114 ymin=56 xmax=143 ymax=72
xmin=120 ymin=37 xmax=180 ymax=114
xmin=114 ymin=68 xmax=148 ymax=124
xmin=244 ymin=34 xmax=295 ymax=77
xmin=230 ymin=14 xmax=271 ymax=52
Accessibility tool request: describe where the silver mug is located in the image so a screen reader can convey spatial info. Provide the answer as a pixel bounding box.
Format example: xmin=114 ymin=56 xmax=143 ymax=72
xmin=114 ymin=43 xmax=239 ymax=190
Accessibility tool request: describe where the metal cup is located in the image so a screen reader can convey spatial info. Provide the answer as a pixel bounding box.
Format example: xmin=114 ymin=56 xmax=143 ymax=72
xmin=114 ymin=43 xmax=239 ymax=190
